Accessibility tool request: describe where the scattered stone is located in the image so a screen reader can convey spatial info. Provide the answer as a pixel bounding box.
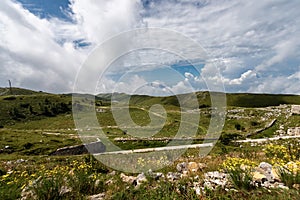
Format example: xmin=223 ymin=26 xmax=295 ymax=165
xmin=293 ymin=184 xmax=300 ymax=190
xmin=147 ymin=169 xmax=164 ymax=180
xmin=203 ymin=171 xmax=229 ymax=189
xmin=20 ymin=190 xmax=36 ymax=200
xmin=136 ymin=173 xmax=147 ymax=186
xmin=88 ymin=193 xmax=105 ymax=200
xmin=120 ymin=173 xmax=148 ymax=187
xmin=16 ymin=159 xmax=26 ymax=163
xmin=59 ymin=186 xmax=72 ymax=196
xmin=188 ymin=162 xmax=199 ymax=173
xmin=198 ymin=163 xmax=207 ymax=171
xmin=176 ymin=162 xmax=187 ymax=173
xmin=108 ymin=171 xmax=116 ymax=176
xmin=120 ymin=173 xmax=136 ymax=185
xmin=167 ymin=172 xmax=181 ymax=181
xmin=94 ymin=179 xmax=101 ymax=187
xmin=105 ymin=179 xmax=114 ymax=185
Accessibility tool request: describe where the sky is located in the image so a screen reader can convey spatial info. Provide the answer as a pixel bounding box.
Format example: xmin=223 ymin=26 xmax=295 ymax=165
xmin=0 ymin=0 xmax=300 ymax=95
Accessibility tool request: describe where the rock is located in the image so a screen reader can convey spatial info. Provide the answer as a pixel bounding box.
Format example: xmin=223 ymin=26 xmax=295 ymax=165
xmin=148 ymin=170 xmax=164 ymax=180
xmin=259 ymin=162 xmax=272 ymax=172
xmin=203 ymin=181 xmax=213 ymax=189
xmin=108 ymin=171 xmax=116 ymax=176
xmin=20 ymin=189 xmax=36 ymax=200
xmin=278 ymin=184 xmax=289 ymax=190
xmin=258 ymin=162 xmax=274 ymax=182
xmin=203 ymin=171 xmax=229 ymax=190
xmin=181 ymin=170 xmax=188 ymax=178
xmin=95 ymin=179 xmax=101 ymax=187
xmin=88 ymin=193 xmax=105 ymax=200
xmin=293 ymin=184 xmax=300 ymax=190
xmin=59 ymin=186 xmax=72 ymax=196
xmin=16 ymin=159 xmax=26 ymax=163
xmin=167 ymin=172 xmax=181 ymax=181
xmin=205 ymin=171 xmax=227 ymax=180
xmin=240 ymin=164 xmax=250 ymax=171
xmin=105 ymin=179 xmax=114 ymax=185
xmin=120 ymin=173 xmax=136 ymax=184
xmin=136 ymin=173 xmax=147 ymax=186
xmin=194 ymin=186 xmax=201 ymax=195
xmin=271 ymin=168 xmax=280 ymax=181
xmin=188 ymin=162 xmax=199 ymax=173
xmin=198 ymin=163 xmax=207 ymax=170
xmin=252 ymin=171 xmax=267 ymax=182
xmin=176 ymin=162 xmax=187 ymax=173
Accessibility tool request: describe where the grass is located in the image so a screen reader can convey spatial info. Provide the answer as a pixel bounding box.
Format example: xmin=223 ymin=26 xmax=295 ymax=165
xmin=1 ymin=88 xmax=300 ymax=199
xmin=227 ymin=168 xmax=255 ymax=190
xmin=0 ymin=129 xmax=80 ymax=156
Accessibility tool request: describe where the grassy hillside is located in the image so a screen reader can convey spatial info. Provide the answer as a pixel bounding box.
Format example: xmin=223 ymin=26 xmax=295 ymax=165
xmin=0 ymin=94 xmax=72 ymax=127
xmin=99 ymin=91 xmax=300 ymax=108
xmin=226 ymin=93 xmax=300 ymax=107
xmin=1 ymin=88 xmax=299 ymax=128
xmin=0 ymin=87 xmax=48 ymax=95
xmin=1 ymin=87 xmax=300 ymax=199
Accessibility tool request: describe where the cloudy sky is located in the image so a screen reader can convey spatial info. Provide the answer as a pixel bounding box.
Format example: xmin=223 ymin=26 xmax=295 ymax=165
xmin=0 ymin=0 xmax=299 ymax=95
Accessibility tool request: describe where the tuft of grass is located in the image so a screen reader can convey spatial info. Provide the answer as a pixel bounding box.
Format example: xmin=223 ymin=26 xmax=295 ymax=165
xmin=228 ymin=168 xmax=255 ymax=190
xmin=278 ymin=167 xmax=300 ymax=188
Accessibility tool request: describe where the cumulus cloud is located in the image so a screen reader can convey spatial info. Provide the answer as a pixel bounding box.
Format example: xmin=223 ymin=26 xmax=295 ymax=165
xmin=0 ymin=0 xmax=300 ymax=94
xmin=142 ymin=0 xmax=300 ymax=94
xmin=0 ymin=0 xmax=83 ymax=92
xmin=0 ymin=0 xmax=143 ymax=93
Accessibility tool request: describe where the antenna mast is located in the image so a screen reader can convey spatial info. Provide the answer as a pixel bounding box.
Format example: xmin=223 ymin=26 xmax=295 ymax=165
xmin=8 ymin=80 xmax=12 ymax=95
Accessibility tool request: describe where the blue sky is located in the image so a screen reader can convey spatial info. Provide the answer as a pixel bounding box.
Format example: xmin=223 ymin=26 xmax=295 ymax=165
xmin=16 ymin=0 xmax=72 ymax=21
xmin=0 ymin=0 xmax=300 ymax=95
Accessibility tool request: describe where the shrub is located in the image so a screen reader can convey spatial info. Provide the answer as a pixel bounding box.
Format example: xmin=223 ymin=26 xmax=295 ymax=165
xmin=3 ymin=96 xmax=16 ymax=100
xmin=220 ymin=133 xmax=243 ymax=145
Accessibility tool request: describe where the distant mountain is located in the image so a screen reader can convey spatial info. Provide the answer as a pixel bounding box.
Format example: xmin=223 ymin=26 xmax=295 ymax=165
xmin=98 ymin=91 xmax=300 ymax=108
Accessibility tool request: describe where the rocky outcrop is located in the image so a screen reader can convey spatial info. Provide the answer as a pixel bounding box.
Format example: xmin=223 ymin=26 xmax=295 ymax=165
xmin=176 ymin=162 xmax=207 ymax=174
xmin=120 ymin=172 xmax=147 ymax=187
xmin=291 ymin=105 xmax=300 ymax=115
xmin=287 ymin=127 xmax=300 ymax=136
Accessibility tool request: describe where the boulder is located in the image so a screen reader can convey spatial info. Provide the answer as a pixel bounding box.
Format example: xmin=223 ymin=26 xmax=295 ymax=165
xmin=258 ymin=162 xmax=274 ymax=181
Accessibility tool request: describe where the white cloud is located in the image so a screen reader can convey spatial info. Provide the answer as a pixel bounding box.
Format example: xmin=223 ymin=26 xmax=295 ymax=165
xmin=69 ymin=0 xmax=143 ymax=45
xmin=0 ymin=0 xmax=300 ymax=95
xmin=0 ymin=0 xmax=84 ymax=92
xmin=143 ymin=0 xmax=300 ymax=94
xmin=0 ymin=0 xmax=143 ymax=93
xmin=228 ymin=70 xmax=257 ymax=85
